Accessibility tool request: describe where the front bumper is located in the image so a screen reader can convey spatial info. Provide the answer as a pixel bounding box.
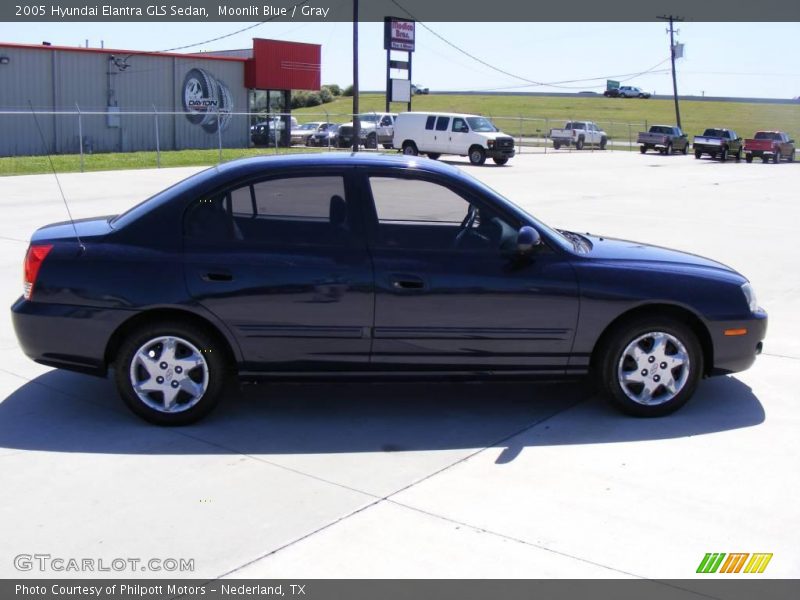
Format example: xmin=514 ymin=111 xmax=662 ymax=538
xmin=487 ymin=147 xmax=516 ymax=159
xmin=709 ymin=310 xmax=768 ymax=375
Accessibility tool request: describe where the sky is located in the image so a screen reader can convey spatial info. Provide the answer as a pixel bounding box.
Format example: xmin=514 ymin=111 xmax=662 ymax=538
xmin=1 ymin=21 xmax=798 ymax=98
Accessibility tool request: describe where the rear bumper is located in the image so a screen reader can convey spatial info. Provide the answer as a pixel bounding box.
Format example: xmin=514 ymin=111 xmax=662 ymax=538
xmin=709 ymin=311 xmax=768 ymax=376
xmin=11 ymin=298 xmax=131 ymax=377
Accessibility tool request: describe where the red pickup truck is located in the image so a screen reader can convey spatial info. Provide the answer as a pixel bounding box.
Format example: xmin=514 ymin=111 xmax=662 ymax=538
xmin=744 ymin=131 xmax=795 ymax=163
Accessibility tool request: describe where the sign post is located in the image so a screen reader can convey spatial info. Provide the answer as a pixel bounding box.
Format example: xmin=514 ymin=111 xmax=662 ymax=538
xmin=384 ymin=17 xmax=415 ymax=112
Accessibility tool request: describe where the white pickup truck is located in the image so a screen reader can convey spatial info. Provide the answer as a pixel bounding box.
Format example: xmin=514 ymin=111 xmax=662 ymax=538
xmin=337 ymin=113 xmax=397 ymax=149
xmin=550 ymin=121 xmax=608 ymax=150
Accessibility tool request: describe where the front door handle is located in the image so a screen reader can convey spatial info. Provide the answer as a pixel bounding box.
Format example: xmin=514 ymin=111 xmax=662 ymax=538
xmin=203 ymin=271 xmax=233 ymax=282
xmin=390 ymin=275 xmax=425 ymax=290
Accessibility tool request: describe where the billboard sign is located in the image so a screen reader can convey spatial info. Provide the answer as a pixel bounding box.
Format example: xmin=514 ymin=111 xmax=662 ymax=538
xmin=606 ymin=79 xmax=620 ymax=90
xmin=384 ymin=17 xmax=415 ymax=52
xmin=181 ymin=68 xmax=232 ymax=133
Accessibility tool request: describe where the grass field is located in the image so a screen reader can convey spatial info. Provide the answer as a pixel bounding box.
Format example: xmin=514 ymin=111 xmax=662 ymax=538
xmin=0 ymin=146 xmax=317 ymax=177
xmin=2 ymin=93 xmax=797 ymax=176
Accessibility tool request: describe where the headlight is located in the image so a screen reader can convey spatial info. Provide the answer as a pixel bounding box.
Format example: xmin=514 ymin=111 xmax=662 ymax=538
xmin=741 ymin=282 xmax=759 ymax=313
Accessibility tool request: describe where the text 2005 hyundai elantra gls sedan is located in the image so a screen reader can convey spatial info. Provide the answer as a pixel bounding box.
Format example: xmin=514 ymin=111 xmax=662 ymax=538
xmin=12 ymin=154 xmax=766 ymax=425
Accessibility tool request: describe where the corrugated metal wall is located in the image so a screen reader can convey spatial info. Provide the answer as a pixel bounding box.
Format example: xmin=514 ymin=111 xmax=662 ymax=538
xmin=0 ymin=45 xmax=249 ymax=156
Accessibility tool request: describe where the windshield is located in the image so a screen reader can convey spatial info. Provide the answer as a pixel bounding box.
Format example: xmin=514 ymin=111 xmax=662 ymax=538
xmin=358 ymin=114 xmax=380 ymax=123
xmin=466 ymin=117 xmax=498 ymax=132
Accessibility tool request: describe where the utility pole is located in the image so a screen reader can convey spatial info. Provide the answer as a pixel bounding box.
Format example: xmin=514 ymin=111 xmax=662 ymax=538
xmin=657 ymin=14 xmax=683 ymax=129
xmin=352 ymin=0 xmax=360 ymax=152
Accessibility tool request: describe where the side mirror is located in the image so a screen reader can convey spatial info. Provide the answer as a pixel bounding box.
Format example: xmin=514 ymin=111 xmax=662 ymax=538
xmin=789 ymin=139 xmax=795 ymax=144
xmin=517 ymin=226 xmax=541 ymax=253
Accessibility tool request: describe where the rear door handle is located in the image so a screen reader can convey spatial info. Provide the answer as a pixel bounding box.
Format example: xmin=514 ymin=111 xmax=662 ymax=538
xmin=202 ymin=271 xmax=233 ymax=282
xmin=390 ymin=275 xmax=425 ymax=290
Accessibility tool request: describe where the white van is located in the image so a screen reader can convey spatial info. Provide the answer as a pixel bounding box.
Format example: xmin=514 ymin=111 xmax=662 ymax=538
xmin=393 ymin=112 xmax=516 ymax=165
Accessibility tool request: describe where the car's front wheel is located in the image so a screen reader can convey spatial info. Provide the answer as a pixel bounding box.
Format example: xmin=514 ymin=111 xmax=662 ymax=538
xmin=597 ymin=317 xmax=703 ymax=417
xmin=115 ymin=321 xmax=228 ymax=425
xmin=468 ymin=146 xmax=487 ymax=165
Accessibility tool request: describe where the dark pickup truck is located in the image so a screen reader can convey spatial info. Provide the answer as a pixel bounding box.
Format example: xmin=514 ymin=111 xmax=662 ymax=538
xmin=637 ymin=125 xmax=690 ymax=155
xmin=744 ymin=131 xmax=796 ymax=163
xmin=693 ymin=128 xmax=743 ymax=162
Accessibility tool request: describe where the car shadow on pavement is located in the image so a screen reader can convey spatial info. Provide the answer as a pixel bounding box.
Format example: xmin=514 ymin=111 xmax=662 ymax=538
xmin=0 ymin=369 xmax=764 ymax=457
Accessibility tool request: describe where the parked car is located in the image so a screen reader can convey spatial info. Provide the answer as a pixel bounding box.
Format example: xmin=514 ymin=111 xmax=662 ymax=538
xmin=637 ymin=125 xmax=689 ymax=155
xmin=11 ymin=154 xmax=766 ymax=425
xmin=411 ymin=84 xmax=430 ymax=95
xmin=306 ymin=123 xmax=340 ymax=147
xmin=693 ymin=128 xmax=743 ymax=161
xmin=250 ymin=116 xmax=299 ymax=146
xmin=743 ymin=131 xmax=795 ymax=163
xmin=290 ymin=122 xmax=325 ymax=146
xmin=618 ymin=86 xmax=651 ymax=98
xmin=603 ymin=88 xmax=621 ymax=98
xmin=550 ymin=121 xmax=608 ymax=150
xmin=338 ymin=113 xmax=397 ymax=149
xmin=393 ymin=112 xmax=516 ymax=165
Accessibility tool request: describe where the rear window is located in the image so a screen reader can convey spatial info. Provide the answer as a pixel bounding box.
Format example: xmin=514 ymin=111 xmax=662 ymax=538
xmin=754 ymin=132 xmax=780 ymax=140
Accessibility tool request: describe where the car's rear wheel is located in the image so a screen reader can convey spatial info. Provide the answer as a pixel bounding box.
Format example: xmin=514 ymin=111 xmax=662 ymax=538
xmin=427 ymin=152 xmax=441 ymax=160
xmin=598 ymin=317 xmax=703 ymax=417
xmin=694 ymin=149 xmax=702 ymax=159
xmin=773 ymin=151 xmax=781 ymax=164
xmin=493 ymin=157 xmax=509 ymax=165
xmin=665 ymin=142 xmax=673 ymax=155
xmin=575 ymin=137 xmax=585 ymax=150
xmin=553 ymin=141 xmax=561 ymax=150
xmin=719 ymin=148 xmax=727 ymax=161
xmin=789 ymin=150 xmax=795 ymax=162
xmin=681 ymin=143 xmax=688 ymax=155
xmin=115 ymin=322 xmax=227 ymax=425
xmin=365 ymin=133 xmax=378 ymax=149
xmin=468 ymin=146 xmax=487 ymax=165
xmin=402 ymin=141 xmax=418 ymax=156
xmin=745 ymin=153 xmax=753 ymax=163
xmin=640 ymin=145 xmax=647 ymax=154
xmin=734 ymin=147 xmax=742 ymax=162
xmin=600 ymin=136 xmax=608 ymax=150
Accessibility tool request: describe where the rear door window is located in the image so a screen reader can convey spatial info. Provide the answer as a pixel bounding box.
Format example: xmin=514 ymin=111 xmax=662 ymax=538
xmin=435 ymin=117 xmax=450 ymax=131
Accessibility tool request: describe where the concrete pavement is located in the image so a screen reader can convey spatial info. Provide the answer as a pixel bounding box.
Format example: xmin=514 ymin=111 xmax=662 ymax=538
xmin=0 ymin=152 xmax=797 ymax=579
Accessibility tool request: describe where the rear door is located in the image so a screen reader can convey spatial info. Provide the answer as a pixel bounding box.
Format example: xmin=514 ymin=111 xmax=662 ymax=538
xmin=361 ymin=170 xmax=580 ymax=373
xmin=431 ymin=116 xmax=451 ymax=153
xmin=183 ymin=169 xmax=373 ymax=373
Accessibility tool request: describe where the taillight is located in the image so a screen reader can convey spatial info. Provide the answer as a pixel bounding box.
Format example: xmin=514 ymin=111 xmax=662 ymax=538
xmin=23 ymin=244 xmax=53 ymax=300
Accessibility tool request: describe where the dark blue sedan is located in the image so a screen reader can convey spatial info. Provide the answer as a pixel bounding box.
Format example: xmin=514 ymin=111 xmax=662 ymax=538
xmin=11 ymin=154 xmax=767 ymax=424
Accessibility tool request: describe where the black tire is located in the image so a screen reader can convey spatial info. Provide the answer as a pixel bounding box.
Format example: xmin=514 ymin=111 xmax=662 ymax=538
xmin=114 ymin=321 xmax=229 ymax=425
xmin=493 ymin=157 xmax=509 ymax=165
xmin=427 ymin=153 xmax=441 ymax=160
xmin=681 ymin=143 xmax=688 ymax=155
xmin=665 ymin=142 xmax=673 ymax=155
xmin=600 ymin=136 xmax=608 ymax=150
xmin=468 ymin=146 xmax=487 ymax=165
xmin=719 ymin=148 xmax=727 ymax=161
xmin=575 ymin=136 xmax=585 ymax=151
xmin=789 ymin=150 xmax=795 ymax=162
xmin=596 ymin=316 xmax=703 ymax=417
xmin=365 ymin=133 xmax=378 ymax=149
xmin=746 ymin=153 xmax=753 ymax=163
xmin=401 ymin=141 xmax=418 ymax=156
xmin=553 ymin=141 xmax=561 ymax=150
xmin=659 ymin=148 xmax=666 ymax=155
xmin=773 ymin=151 xmax=781 ymax=164
xmin=734 ymin=147 xmax=742 ymax=162
xmin=639 ymin=145 xmax=647 ymax=154
xmin=762 ymin=155 xmax=770 ymax=163
xmin=694 ymin=149 xmax=702 ymax=159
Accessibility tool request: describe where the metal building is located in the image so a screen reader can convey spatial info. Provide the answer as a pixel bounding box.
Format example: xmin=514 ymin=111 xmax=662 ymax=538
xmin=0 ymin=38 xmax=321 ymax=157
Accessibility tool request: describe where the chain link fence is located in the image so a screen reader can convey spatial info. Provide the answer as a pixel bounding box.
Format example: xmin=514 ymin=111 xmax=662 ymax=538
xmin=0 ymin=107 xmax=649 ymax=172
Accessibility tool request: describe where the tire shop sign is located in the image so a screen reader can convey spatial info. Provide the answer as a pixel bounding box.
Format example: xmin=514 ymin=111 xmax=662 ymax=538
xmin=384 ymin=17 xmax=415 ymax=52
xmin=181 ymin=68 xmax=233 ymax=133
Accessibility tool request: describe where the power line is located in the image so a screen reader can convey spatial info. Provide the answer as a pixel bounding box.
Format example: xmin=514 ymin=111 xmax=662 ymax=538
xmin=389 ymin=0 xmax=669 ymax=90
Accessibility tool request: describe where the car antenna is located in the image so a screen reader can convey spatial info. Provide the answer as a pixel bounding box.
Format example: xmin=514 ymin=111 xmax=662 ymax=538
xmin=27 ymin=100 xmax=85 ymax=253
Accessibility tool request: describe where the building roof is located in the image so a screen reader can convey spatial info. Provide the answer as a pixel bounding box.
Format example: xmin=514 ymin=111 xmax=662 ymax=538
xmin=0 ymin=41 xmax=246 ymax=62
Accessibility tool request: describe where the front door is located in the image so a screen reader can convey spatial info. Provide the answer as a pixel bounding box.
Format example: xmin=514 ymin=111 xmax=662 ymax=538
xmin=362 ymin=171 xmax=580 ymax=374
xmin=183 ymin=170 xmax=373 ymax=372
